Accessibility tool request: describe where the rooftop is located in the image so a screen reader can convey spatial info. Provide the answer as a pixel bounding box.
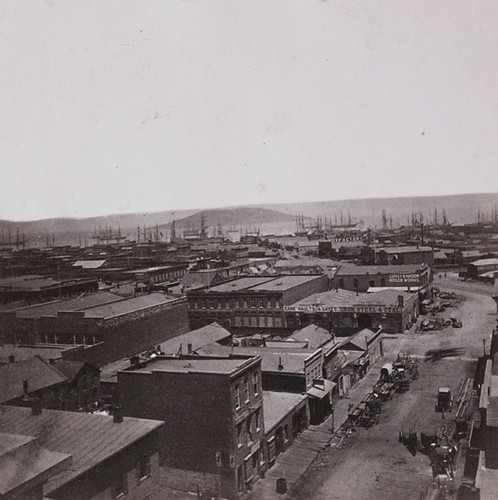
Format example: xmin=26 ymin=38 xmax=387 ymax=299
xmin=335 ymin=263 xmax=426 ymax=276
xmin=82 ymin=293 xmax=179 ymax=319
xmin=0 ymin=356 xmax=67 ymax=403
xmin=0 ymin=344 xmax=70 ymax=363
xmin=196 ymin=345 xmax=319 ymax=374
xmin=291 ymin=324 xmax=333 ymax=349
xmin=159 ymin=322 xmax=231 ymax=355
xmin=379 ymin=246 xmax=433 ymax=253
xmin=0 ymin=405 xmax=163 ymax=495
xmin=204 ymin=277 xmax=275 ymax=293
xmin=0 ymin=275 xmax=96 ymax=292
xmin=290 ymin=288 xmax=414 ymax=309
xmin=470 ymin=258 xmax=498 ymax=266
xmin=248 ymin=275 xmax=324 ymax=292
xmin=72 ymin=259 xmax=107 ymax=269
xmin=11 ymin=292 xmax=122 ymax=319
xmin=128 ymin=355 xmax=257 ymax=375
xmin=0 ymin=433 xmax=72 ymax=498
xmin=262 ymin=391 xmax=308 ymax=432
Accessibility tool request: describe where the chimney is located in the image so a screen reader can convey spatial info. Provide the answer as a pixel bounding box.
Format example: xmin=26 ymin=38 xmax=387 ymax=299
xmin=397 ymin=295 xmax=404 ymax=308
xmin=113 ymin=405 xmax=123 ymax=423
xmin=187 ymin=343 xmax=193 ymax=354
xmin=31 ymin=398 xmax=42 ymax=416
xmin=8 ymin=355 xmax=15 ymax=363
xmin=130 ymin=356 xmax=139 ymax=367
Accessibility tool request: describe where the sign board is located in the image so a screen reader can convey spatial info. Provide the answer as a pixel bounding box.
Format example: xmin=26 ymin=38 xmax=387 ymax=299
xmin=388 ymin=273 xmax=419 ymax=284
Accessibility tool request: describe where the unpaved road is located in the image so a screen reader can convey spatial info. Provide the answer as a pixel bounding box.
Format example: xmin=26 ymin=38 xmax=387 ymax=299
xmin=291 ymin=273 xmax=496 ymax=500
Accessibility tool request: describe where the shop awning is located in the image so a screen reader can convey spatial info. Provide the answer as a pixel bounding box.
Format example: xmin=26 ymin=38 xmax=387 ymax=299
xmin=307 ymin=380 xmax=336 ymax=399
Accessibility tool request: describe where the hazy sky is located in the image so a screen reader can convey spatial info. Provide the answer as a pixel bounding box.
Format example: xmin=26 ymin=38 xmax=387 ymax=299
xmin=1 ymin=1 xmax=497 ymax=221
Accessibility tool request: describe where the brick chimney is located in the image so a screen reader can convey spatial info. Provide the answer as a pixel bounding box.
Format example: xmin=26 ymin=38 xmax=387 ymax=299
xmin=113 ymin=405 xmax=123 ymax=423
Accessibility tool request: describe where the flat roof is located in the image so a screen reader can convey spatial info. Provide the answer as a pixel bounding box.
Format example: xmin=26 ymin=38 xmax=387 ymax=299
xmin=205 ymin=277 xmax=275 ymax=293
xmin=82 ymin=293 xmax=179 ymax=319
xmin=335 ymin=263 xmax=425 ymax=276
xmin=129 ymin=356 xmax=255 ymax=375
xmin=0 ymin=345 xmax=70 ymax=363
xmin=0 ymin=276 xmax=96 ymax=292
xmin=0 ymin=405 xmax=163 ymax=495
xmin=248 ymin=275 xmax=324 ymax=292
xmin=262 ymin=391 xmax=308 ymax=432
xmin=13 ymin=292 xmax=122 ymax=319
xmin=379 ymin=246 xmax=433 ymax=253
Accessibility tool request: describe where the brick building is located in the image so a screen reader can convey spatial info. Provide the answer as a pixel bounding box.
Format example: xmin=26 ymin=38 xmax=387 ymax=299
xmin=197 ymin=344 xmax=333 ymax=425
xmin=118 ymin=354 xmax=264 ymax=499
xmin=0 ymin=292 xmax=189 ymax=367
xmin=187 ymin=275 xmax=329 ymax=334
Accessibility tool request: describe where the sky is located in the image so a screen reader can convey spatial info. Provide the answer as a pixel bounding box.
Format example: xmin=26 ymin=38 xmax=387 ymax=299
xmin=1 ymin=0 xmax=497 ymax=221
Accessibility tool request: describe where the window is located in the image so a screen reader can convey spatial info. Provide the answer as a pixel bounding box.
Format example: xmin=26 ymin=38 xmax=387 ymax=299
xmin=242 ymin=378 xmax=249 ymax=402
xmin=236 ymin=299 xmax=240 ymax=309
xmin=275 ymin=300 xmax=280 ymax=309
xmin=234 ymin=385 xmax=241 ymax=409
xmin=253 ymin=372 xmax=259 ymax=395
xmin=353 ymin=278 xmax=359 ymax=289
xmin=137 ymin=455 xmax=151 ymax=482
xmin=259 ymin=299 xmax=264 ymax=308
xmin=369 ymin=280 xmax=375 ymax=288
xmin=251 ymin=299 xmax=256 ymax=308
xmin=284 ymin=424 xmax=289 ymax=442
xmin=255 ymin=408 xmax=261 ymax=431
xmin=237 ymin=422 xmax=244 ymax=447
xmin=339 ymin=279 xmax=344 ymax=288
xmin=381 ymin=278 xmax=386 ymax=287
xmin=247 ymin=415 xmax=253 ymax=442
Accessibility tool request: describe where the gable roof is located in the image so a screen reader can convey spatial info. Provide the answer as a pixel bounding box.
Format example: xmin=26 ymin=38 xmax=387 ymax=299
xmin=53 ymin=360 xmax=91 ymax=383
xmin=291 ymin=324 xmax=332 ymax=349
xmin=159 ymin=322 xmax=231 ymax=355
xmin=0 ymin=357 xmax=68 ymax=403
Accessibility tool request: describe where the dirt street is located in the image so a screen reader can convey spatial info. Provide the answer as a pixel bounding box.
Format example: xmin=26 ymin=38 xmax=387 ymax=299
xmin=290 ymin=273 xmax=497 ymax=500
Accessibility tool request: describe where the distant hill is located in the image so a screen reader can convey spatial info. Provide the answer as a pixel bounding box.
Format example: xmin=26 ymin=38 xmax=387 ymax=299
xmin=159 ymin=207 xmax=298 ymax=235
xmin=0 ymin=192 xmax=496 ymax=247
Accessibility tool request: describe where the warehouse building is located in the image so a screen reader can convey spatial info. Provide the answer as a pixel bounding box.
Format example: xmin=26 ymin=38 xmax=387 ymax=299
xmin=187 ymin=275 xmax=328 ymax=335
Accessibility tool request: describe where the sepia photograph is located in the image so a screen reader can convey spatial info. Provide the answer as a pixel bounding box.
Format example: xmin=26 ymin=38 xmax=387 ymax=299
xmin=1 ymin=1 xmax=498 ymax=499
